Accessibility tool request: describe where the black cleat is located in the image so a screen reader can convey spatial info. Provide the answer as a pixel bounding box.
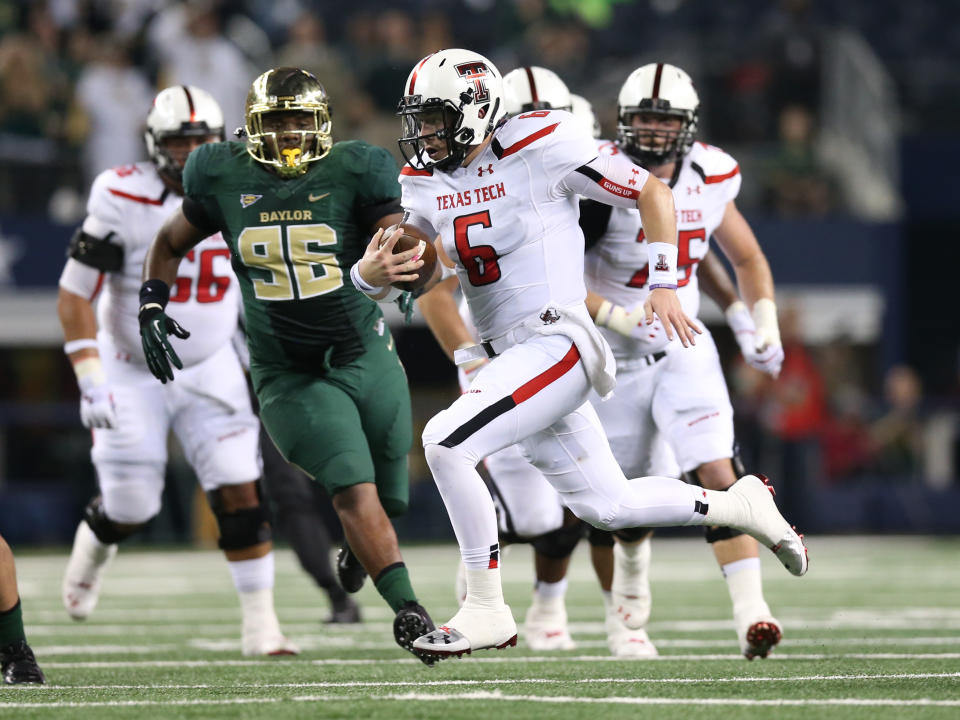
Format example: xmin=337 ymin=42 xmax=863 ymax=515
xmin=336 ymin=543 xmax=368 ymax=594
xmin=393 ymin=602 xmax=440 ymax=666
xmin=1 ymin=640 xmax=45 ymax=685
xmin=326 ymin=596 xmax=362 ymax=624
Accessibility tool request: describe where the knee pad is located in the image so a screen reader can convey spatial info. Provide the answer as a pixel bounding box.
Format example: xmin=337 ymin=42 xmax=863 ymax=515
xmin=613 ymin=527 xmax=654 ymax=543
xmin=587 ymin=526 xmax=614 ymax=547
xmin=95 ymin=462 xmax=164 ymax=525
xmin=207 ymin=483 xmax=273 ymax=551
xmin=530 ymin=520 xmax=585 ymax=559
xmin=83 ymin=496 xmax=144 ymax=545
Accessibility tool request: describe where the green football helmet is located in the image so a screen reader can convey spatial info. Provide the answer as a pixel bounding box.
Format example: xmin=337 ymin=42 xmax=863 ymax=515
xmin=244 ymin=67 xmax=333 ymax=177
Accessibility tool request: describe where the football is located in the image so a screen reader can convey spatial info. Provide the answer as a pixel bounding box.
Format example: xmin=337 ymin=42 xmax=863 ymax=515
xmin=380 ymin=225 xmax=437 ymax=292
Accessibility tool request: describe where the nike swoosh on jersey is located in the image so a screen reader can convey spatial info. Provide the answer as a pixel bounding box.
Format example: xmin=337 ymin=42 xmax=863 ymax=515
xmin=308 ymin=192 xmax=330 ymax=202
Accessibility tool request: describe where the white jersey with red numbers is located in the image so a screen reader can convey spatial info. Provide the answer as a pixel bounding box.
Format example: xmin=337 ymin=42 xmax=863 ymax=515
xmin=585 ymin=141 xmax=741 ymax=361
xmin=85 ymin=161 xmax=239 ymax=368
xmin=401 ymin=110 xmax=649 ymax=342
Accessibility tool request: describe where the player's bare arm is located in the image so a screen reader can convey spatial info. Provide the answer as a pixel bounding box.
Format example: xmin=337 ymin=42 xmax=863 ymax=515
xmin=57 ymin=289 xmax=99 ymax=362
xmin=138 ymin=210 xmax=213 ymax=383
xmin=418 ymin=275 xmax=472 ymax=362
xmin=635 ymin=175 xmax=701 ymax=346
xmin=143 ymin=209 xmax=211 ymax=284
xmin=697 ymin=250 xmax=740 ymax=311
xmin=711 ymin=200 xmax=774 ymax=309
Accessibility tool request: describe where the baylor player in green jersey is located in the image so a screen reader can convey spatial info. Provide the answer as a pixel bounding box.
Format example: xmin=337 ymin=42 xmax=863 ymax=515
xmin=138 ymin=67 xmax=439 ymax=665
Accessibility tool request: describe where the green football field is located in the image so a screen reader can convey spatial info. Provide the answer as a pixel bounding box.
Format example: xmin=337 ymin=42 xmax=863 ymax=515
xmin=2 ymin=536 xmax=959 ymax=719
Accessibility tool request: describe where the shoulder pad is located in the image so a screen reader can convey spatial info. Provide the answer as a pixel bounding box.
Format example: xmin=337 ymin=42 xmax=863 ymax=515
xmin=688 ymin=142 xmax=739 ymax=183
xmin=492 ymin=111 xmax=568 ymax=159
xmin=67 ymin=227 xmax=123 ymax=272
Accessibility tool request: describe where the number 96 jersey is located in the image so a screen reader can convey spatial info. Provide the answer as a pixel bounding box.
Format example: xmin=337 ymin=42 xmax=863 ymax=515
xmin=83 ymin=161 xmax=239 ymax=368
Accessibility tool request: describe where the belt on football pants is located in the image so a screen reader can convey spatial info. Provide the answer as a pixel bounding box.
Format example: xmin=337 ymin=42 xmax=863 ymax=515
xmin=616 ymin=350 xmax=667 ymax=370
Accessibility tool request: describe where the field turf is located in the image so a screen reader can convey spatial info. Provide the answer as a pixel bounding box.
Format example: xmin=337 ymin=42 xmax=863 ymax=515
xmin=2 ymin=536 xmax=959 ymax=718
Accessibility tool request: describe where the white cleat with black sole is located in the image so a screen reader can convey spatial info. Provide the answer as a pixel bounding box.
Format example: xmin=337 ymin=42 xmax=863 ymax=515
xmin=412 ymin=603 xmax=517 ymax=658
xmin=727 ymin=474 xmax=809 ymax=576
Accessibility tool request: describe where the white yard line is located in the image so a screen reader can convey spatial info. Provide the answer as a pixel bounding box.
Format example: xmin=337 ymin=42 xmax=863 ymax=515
xmin=11 ymin=671 xmax=960 ymax=691
xmin=36 ymin=652 xmax=960 ymax=668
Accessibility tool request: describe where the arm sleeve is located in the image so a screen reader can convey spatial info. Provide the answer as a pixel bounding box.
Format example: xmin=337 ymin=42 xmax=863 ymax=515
xmin=579 ymin=199 xmax=613 ymax=251
xmin=558 ymin=151 xmax=650 ymax=208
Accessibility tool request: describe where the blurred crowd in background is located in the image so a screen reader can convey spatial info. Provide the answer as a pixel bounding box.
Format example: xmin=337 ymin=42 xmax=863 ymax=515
xmin=1 ymin=0 xmax=958 ymax=542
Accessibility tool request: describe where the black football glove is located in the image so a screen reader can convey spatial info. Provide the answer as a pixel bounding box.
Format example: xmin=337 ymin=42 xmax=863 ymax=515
xmin=138 ymin=280 xmax=190 ymax=383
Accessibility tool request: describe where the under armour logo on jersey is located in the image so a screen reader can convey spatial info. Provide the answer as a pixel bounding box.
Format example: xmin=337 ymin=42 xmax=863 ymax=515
xmin=477 ymin=164 xmax=494 ymax=176
xmin=628 ymin=168 xmax=640 ymax=186
xmin=687 ymin=185 xmax=701 ymax=195
xmin=654 ymin=253 xmax=669 ymax=272
xmin=240 ymin=194 xmax=262 ymax=208
xmin=539 ymin=307 xmax=561 ymax=324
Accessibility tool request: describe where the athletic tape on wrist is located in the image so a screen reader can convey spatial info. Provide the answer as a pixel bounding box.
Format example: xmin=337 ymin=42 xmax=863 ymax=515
xmin=73 ymin=356 xmax=106 ymax=389
xmin=64 ymin=338 xmax=99 ymax=355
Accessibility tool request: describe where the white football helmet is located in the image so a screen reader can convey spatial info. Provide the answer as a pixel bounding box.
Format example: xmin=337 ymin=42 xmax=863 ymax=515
xmin=570 ymin=94 xmax=600 ymax=139
xmin=145 ymin=85 xmax=224 ymax=183
xmin=617 ymin=63 xmax=699 ymax=166
xmin=398 ymin=48 xmax=505 ymax=172
xmin=502 ymin=66 xmax=572 ymax=115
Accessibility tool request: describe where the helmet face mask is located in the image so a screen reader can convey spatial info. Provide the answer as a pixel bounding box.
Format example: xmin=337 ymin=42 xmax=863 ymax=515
xmin=145 ymin=86 xmax=224 ymax=185
xmin=397 ymin=49 xmax=504 ymax=173
xmin=245 ymin=67 xmax=333 ymax=178
xmin=616 ymin=63 xmax=699 ymax=167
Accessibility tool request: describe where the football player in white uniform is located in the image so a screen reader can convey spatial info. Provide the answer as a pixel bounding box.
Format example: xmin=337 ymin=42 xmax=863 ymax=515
xmin=581 ymin=63 xmax=787 ymax=659
xmin=57 ymin=86 xmax=297 ymax=657
xmin=352 ymin=48 xmax=807 ymax=659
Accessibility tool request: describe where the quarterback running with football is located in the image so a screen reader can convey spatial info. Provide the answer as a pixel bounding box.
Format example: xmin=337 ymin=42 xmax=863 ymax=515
xmin=138 ymin=68 xmax=438 ymax=664
xmin=352 ymin=48 xmax=807 ymax=658
xmin=58 ymin=86 xmax=297 ymax=656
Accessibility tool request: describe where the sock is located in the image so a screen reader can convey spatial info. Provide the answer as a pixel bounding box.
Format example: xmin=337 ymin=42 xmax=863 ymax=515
xmin=374 ymin=563 xmax=418 ymax=613
xmin=463 ymin=567 xmax=505 ymax=608
xmin=534 ymin=578 xmax=568 ymax=602
xmin=461 ymin=543 xmax=500 ymax=571
xmin=722 ymin=557 xmax=770 ymax=619
xmin=228 ymin=553 xmax=274 ymax=593
xmin=0 ymin=599 xmax=25 ymax=647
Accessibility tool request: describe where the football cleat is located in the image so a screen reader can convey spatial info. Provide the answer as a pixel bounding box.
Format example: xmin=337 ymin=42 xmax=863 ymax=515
xmin=727 ymin=475 xmax=809 ymax=576
xmin=1 ymin=640 xmax=45 ymax=685
xmin=612 ymin=538 xmax=652 ymax=630
xmin=523 ymin=595 xmax=576 ymax=651
xmin=413 ymin=603 xmax=517 ymax=658
xmin=605 ymin=606 xmax=658 ymax=658
xmin=241 ymin=628 xmax=299 ymax=657
xmin=326 ymin=596 xmax=361 ymax=624
xmin=740 ymin=616 xmax=782 ymax=660
xmin=393 ymin=601 xmax=440 ymax=666
xmin=336 ymin=543 xmax=367 ymax=594
xmin=62 ymin=521 xmax=118 ymax=621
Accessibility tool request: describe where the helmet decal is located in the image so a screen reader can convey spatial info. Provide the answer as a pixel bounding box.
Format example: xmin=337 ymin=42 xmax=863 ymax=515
xmin=455 ymin=61 xmax=491 ymax=104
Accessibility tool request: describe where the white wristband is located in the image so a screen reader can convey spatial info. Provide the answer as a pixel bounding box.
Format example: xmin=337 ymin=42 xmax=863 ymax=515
xmin=646 ymin=241 xmax=678 ymax=289
xmin=64 ymin=338 xmax=99 ymax=355
xmin=73 ymin=356 xmax=107 ymax=391
xmin=349 ymin=260 xmax=379 ymax=294
xmin=751 ymin=298 xmax=781 ymax=347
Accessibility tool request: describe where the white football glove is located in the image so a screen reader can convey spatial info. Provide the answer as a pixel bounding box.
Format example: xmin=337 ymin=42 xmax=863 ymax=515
xmin=73 ymin=357 xmax=118 ymax=429
xmin=596 ymin=300 xmax=672 ymax=354
xmin=725 ymin=300 xmax=784 ymax=377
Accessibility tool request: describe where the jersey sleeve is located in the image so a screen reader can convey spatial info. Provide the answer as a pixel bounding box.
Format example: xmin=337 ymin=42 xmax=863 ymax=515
xmin=521 ymin=112 xmax=600 ymax=198
xmin=85 ymin=170 xmax=126 ymax=237
xmin=693 ymin=144 xmax=741 ymax=205
xmin=182 ymin=142 xmax=215 ymax=202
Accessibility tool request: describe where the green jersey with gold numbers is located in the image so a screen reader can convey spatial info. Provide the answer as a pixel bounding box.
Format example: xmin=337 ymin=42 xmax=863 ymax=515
xmin=182 ymin=140 xmax=400 ymax=370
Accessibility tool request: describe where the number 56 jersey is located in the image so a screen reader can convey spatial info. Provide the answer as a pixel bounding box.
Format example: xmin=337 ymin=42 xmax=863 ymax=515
xmin=400 ymin=111 xmax=648 ymax=342
xmin=83 ymin=161 xmax=239 ymax=368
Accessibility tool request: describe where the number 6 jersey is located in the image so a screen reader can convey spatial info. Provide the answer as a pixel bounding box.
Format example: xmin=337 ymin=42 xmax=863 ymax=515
xmin=67 ymin=161 xmax=239 ymax=368
xmin=400 ymin=110 xmax=650 ymax=342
